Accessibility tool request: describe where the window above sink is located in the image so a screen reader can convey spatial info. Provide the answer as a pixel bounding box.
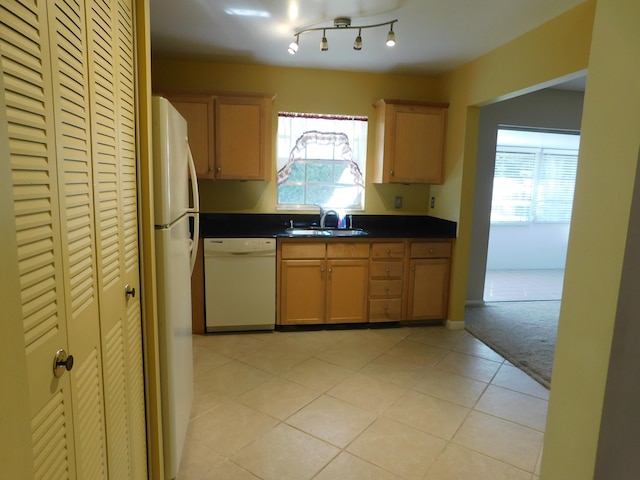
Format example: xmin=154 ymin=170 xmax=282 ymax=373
xmin=276 ymin=112 xmax=368 ymax=211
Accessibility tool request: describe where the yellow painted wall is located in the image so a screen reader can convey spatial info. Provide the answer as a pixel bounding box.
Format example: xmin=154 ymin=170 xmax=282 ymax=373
xmin=541 ymin=0 xmax=640 ymax=477
xmin=151 ymin=61 xmax=446 ymax=214
xmin=440 ymin=0 xmax=595 ymax=327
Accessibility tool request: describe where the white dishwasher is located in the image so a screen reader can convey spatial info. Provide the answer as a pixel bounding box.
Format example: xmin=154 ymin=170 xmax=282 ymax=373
xmin=204 ymin=238 xmax=276 ymax=332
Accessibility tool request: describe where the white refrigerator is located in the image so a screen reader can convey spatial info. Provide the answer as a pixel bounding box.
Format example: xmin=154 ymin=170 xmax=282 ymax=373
xmin=152 ymin=96 xmax=199 ymax=479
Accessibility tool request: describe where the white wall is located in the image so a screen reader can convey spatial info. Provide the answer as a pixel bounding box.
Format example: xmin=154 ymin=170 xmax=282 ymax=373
xmin=466 ymin=88 xmax=584 ymax=303
xmin=486 ymin=223 xmax=570 ymax=269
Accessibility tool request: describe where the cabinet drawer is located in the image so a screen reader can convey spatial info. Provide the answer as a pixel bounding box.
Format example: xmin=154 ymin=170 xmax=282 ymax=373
xmin=369 ymin=279 xmax=403 ymax=297
xmin=282 ymin=243 xmax=325 ymax=259
xmin=327 ymin=242 xmax=370 ymax=258
xmin=369 ymin=261 xmax=404 ymax=278
xmin=410 ymin=241 xmax=451 ymax=258
xmin=369 ymin=298 xmax=402 ymax=322
xmin=370 ymin=242 xmax=405 ymax=259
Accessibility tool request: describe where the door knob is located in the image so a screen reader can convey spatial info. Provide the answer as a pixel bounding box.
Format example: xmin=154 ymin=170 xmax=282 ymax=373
xmin=53 ymin=349 xmax=74 ymax=378
xmin=125 ymin=284 xmax=136 ymax=298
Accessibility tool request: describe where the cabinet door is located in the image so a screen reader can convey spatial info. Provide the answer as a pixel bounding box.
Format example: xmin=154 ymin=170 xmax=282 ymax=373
xmin=326 ymin=259 xmax=369 ymax=324
xmin=167 ymin=95 xmax=215 ymax=178
xmin=374 ymin=100 xmax=447 ymax=185
xmin=215 ymin=95 xmax=272 ymax=180
xmin=391 ymin=105 xmax=446 ymax=184
xmin=407 ymin=258 xmax=450 ymax=320
xmin=280 ymin=259 xmax=325 ymax=324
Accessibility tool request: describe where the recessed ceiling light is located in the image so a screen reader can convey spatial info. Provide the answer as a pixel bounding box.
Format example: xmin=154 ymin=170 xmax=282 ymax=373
xmin=224 ymin=8 xmax=270 ymax=18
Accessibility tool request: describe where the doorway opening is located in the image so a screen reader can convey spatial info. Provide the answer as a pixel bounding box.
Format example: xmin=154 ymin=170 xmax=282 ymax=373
xmin=484 ymin=127 xmax=579 ymax=302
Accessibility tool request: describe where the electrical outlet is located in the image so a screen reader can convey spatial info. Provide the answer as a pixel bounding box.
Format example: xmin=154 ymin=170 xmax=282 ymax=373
xmin=394 ymin=196 xmax=403 ymax=209
xmin=430 ymin=196 xmax=436 ymax=208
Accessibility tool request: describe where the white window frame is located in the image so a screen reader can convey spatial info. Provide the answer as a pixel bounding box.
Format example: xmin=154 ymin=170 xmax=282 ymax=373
xmin=491 ymin=129 xmax=579 ymax=224
xmin=276 ymin=112 xmax=368 ymax=211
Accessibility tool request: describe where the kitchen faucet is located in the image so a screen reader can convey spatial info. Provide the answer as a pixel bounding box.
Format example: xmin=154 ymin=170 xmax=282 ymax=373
xmin=316 ymin=205 xmax=343 ymax=229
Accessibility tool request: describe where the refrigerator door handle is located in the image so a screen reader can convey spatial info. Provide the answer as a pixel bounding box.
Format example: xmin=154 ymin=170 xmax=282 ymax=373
xmin=187 ymin=145 xmax=200 ymax=273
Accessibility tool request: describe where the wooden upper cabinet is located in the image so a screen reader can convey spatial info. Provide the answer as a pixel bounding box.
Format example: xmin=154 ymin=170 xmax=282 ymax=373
xmin=164 ymin=94 xmax=215 ymax=178
xmin=161 ymin=92 xmax=274 ymax=180
xmin=215 ymin=94 xmax=273 ymax=180
xmin=373 ymin=99 xmax=448 ymax=184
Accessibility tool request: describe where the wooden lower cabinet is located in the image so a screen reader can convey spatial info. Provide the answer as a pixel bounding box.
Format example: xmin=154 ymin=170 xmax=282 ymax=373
xmin=278 ymin=242 xmax=369 ymax=325
xmin=277 ymin=238 xmax=452 ymax=326
xmin=326 ymin=259 xmax=369 ymax=323
xmin=280 ymin=259 xmax=326 ymax=324
xmin=369 ymin=242 xmax=405 ymax=322
xmin=406 ymin=241 xmax=452 ymax=321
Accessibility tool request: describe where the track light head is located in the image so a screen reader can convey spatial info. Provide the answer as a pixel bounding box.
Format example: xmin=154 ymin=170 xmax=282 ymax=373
xmin=288 ymin=35 xmax=299 ymax=55
xmin=320 ymin=30 xmax=328 ymax=51
xmin=353 ymin=29 xmax=362 ymax=50
xmin=386 ymin=24 xmax=396 ymax=47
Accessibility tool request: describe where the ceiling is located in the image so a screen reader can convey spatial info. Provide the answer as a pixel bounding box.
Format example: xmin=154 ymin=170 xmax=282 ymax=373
xmin=150 ymin=0 xmax=587 ymax=78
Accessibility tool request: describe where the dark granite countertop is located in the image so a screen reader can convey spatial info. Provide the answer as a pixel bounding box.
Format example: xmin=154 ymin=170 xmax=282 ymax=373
xmin=198 ymin=213 xmax=457 ymax=239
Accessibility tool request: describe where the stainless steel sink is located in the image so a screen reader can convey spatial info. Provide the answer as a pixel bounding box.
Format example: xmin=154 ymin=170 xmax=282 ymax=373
xmin=284 ymin=228 xmax=368 ymax=237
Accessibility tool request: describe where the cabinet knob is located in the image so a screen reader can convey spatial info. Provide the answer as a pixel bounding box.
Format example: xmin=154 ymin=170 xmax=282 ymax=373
xmin=429 ymin=248 xmax=434 ymax=253
xmin=384 ymin=305 xmax=388 ymax=311
xmin=385 ymin=267 xmax=390 ymax=273
xmin=125 ymin=284 xmax=135 ymax=299
xmin=384 ymin=287 xmax=389 ymax=292
xmin=390 ymin=169 xmax=394 ymax=177
xmin=216 ymin=167 xmax=221 ymax=173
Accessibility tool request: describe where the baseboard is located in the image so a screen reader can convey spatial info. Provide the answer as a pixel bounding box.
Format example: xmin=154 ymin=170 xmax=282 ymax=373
xmin=446 ymin=319 xmax=466 ymax=330
xmin=465 ymin=300 xmax=485 ymax=307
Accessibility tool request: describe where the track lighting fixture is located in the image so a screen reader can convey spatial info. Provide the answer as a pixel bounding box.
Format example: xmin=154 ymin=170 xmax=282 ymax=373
xmin=288 ymin=17 xmax=397 ymax=55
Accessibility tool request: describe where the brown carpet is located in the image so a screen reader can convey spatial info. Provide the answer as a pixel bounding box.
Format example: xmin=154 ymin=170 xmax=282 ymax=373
xmin=464 ymin=301 xmax=560 ymax=388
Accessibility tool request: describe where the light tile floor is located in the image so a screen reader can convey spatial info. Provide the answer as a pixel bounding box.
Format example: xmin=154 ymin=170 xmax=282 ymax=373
xmin=180 ymin=326 xmax=549 ymax=479
xmin=484 ymin=269 xmax=564 ymax=302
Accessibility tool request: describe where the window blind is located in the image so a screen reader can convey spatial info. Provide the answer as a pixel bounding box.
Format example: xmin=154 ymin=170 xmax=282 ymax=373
xmin=491 ymin=146 xmax=578 ymax=223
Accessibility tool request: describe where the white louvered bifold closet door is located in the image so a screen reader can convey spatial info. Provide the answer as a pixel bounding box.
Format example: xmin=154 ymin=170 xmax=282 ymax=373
xmin=86 ymin=0 xmax=146 ymax=478
xmin=0 ymin=0 xmax=146 ymax=478
xmin=1 ymin=1 xmax=77 ymax=478
xmin=115 ymin=1 xmax=148 ymax=477
xmin=46 ymin=0 xmax=108 ymax=477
